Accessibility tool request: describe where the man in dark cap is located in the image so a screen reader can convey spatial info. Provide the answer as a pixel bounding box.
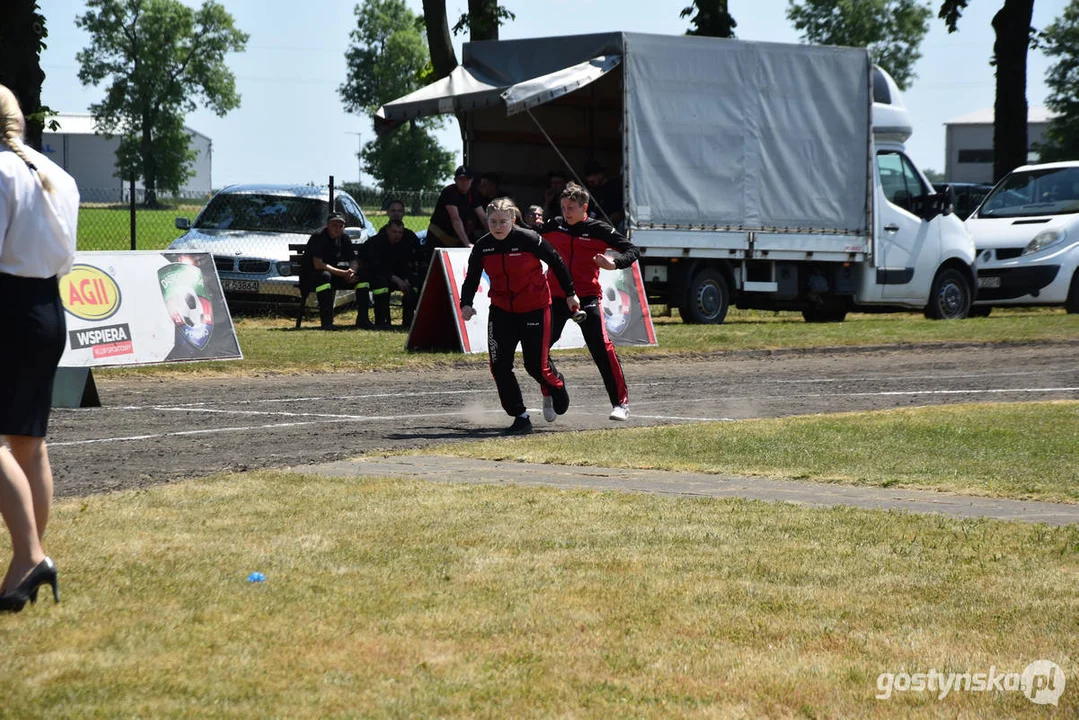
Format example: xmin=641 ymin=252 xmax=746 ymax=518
xmin=427 ymin=165 xmax=485 ymax=250
xmin=583 ymin=159 xmax=624 ymax=229
xmin=299 ymin=212 xmax=370 ymax=330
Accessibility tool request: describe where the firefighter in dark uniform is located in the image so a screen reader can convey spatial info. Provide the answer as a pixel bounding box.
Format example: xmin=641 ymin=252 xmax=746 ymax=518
xmin=299 ymin=212 xmax=372 ymax=330
xmin=364 ymin=217 xmax=421 ymax=329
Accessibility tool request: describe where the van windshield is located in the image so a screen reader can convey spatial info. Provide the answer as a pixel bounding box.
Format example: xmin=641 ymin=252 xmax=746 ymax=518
xmin=194 ymin=194 xmax=328 ymax=233
xmin=978 ymin=167 xmax=1079 ymax=218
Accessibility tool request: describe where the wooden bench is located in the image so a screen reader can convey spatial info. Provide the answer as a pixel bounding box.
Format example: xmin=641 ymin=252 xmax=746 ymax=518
xmin=286 ymin=243 xmax=310 ymax=328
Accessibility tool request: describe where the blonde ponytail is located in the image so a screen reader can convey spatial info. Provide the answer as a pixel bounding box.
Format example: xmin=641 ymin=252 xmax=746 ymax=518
xmin=0 ymin=84 xmax=54 ymax=193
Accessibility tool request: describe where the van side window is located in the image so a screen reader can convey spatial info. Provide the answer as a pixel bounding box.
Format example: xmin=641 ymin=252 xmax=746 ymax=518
xmin=877 ymin=151 xmax=926 ymax=211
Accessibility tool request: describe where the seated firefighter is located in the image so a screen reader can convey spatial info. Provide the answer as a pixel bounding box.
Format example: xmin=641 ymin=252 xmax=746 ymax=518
xmin=364 ymin=217 xmax=421 ymax=329
xmin=299 ymin=212 xmax=372 ymax=330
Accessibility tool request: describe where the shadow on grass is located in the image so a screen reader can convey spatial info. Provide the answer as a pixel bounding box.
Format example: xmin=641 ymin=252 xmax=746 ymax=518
xmin=387 ymin=427 xmax=509 ymax=441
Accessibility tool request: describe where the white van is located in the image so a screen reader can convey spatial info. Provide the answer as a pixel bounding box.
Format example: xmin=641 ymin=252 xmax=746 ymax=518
xmin=965 ymin=161 xmax=1079 ymax=315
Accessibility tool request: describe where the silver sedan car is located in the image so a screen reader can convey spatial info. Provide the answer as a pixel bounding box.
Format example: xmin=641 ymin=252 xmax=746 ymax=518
xmin=169 ymin=184 xmax=376 ymax=309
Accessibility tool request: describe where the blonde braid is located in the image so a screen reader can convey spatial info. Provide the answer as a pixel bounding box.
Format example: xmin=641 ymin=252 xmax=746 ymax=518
xmin=0 ymin=84 xmax=54 ymax=193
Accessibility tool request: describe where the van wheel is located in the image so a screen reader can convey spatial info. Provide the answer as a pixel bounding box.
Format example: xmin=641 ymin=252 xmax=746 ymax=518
xmin=680 ymin=269 xmax=729 ymax=324
xmin=968 ymin=306 xmax=992 ymax=318
xmin=1066 ymin=272 xmax=1079 ymax=314
xmin=924 ymin=268 xmax=972 ymax=319
xmin=802 ymin=308 xmax=847 ymax=323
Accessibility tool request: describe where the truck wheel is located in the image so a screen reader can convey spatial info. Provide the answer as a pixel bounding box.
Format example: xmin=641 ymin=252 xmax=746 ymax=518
xmin=967 ymin=306 xmax=992 ymax=318
xmin=680 ymin=269 xmax=729 ymax=324
xmin=802 ymin=308 xmax=847 ymax=323
xmin=924 ymin=267 xmax=972 ymax=320
xmin=1066 ymin=272 xmax=1079 ymax=314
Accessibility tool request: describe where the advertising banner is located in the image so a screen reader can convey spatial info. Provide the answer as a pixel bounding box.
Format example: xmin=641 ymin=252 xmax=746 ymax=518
xmin=58 ymin=251 xmax=242 ymax=367
xmin=407 ymin=248 xmax=656 ymax=353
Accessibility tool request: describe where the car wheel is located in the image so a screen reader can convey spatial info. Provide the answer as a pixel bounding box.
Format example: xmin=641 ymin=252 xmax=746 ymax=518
xmin=680 ymin=268 xmax=729 ymax=324
xmin=1066 ymin=271 xmax=1079 ymax=314
xmin=802 ymin=308 xmax=847 ymax=323
xmin=924 ymin=267 xmax=972 ymax=320
xmin=967 ymin=306 xmax=992 ymax=318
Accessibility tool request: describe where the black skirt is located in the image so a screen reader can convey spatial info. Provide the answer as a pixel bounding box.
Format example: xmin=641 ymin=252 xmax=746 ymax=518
xmin=0 ymin=273 xmax=66 ymax=438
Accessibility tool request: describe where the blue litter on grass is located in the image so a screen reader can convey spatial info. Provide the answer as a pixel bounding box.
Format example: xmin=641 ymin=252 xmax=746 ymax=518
xmin=247 ymin=572 xmax=266 ymax=583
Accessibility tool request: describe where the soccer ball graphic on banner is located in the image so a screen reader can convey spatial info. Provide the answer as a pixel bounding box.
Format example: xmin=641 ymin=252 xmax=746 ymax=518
xmin=158 ymin=261 xmax=214 ymax=350
xmin=176 ymin=288 xmax=206 ymax=329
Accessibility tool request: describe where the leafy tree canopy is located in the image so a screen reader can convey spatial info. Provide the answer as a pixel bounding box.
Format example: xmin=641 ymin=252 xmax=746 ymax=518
xmin=341 ymin=0 xmax=454 ymax=189
xmin=76 ymin=0 xmax=247 ymax=201
xmin=681 ymin=0 xmax=738 ymax=38
xmin=1034 ymin=0 xmax=1079 ymax=162
xmin=787 ymin=0 xmax=932 ymax=90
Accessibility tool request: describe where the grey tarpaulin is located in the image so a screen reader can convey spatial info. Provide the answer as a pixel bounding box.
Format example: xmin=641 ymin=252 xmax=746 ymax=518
xmin=624 ymin=34 xmax=870 ymax=233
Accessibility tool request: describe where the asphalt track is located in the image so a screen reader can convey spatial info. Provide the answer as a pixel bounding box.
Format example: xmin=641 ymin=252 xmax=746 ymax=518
xmin=46 ymin=341 xmax=1079 ymax=513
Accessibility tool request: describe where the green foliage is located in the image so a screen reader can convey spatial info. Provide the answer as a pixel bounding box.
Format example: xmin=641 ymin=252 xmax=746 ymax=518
xmin=362 ymin=122 xmax=454 ymax=193
xmin=922 ymin=167 xmax=945 ymax=182
xmin=75 ymin=0 xmax=248 ymax=201
xmin=1034 ymin=0 xmax=1079 ymax=162
xmin=786 ymin=0 xmax=932 ymax=90
xmin=340 ymin=0 xmax=454 ymax=190
xmin=451 ymin=1 xmax=515 ymax=40
xmin=340 ymin=0 xmax=430 ymax=113
xmin=937 ymin=0 xmax=969 ymax=32
xmin=680 ymin=0 xmax=738 ymax=38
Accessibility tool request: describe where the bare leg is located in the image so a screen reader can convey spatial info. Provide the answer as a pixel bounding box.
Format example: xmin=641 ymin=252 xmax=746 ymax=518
xmin=0 ymin=438 xmax=47 ymax=593
xmin=7 ymin=436 xmax=52 ymax=540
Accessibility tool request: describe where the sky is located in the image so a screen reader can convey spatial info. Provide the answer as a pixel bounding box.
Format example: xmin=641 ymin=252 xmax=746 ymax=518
xmin=38 ymin=0 xmax=1066 ymax=189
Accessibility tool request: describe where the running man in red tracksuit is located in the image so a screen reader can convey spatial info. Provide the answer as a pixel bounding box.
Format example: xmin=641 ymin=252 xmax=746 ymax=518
xmin=542 ymin=181 xmax=640 ymax=422
xmin=460 ymin=198 xmax=581 ymax=435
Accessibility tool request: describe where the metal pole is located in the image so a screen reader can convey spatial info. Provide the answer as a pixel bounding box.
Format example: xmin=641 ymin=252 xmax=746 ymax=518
xmin=346 ymin=131 xmax=362 ymax=186
xmin=129 ymin=171 xmax=136 ymax=250
xmin=329 ymin=175 xmax=335 ymax=211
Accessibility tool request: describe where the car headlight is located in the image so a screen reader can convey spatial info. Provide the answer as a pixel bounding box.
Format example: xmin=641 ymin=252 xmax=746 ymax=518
xmin=276 ymin=261 xmax=292 ymax=276
xmin=1023 ymin=229 xmax=1066 ymax=255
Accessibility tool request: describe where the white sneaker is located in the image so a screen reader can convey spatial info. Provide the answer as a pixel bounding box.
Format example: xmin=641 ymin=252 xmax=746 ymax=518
xmin=542 ymin=395 xmax=557 ymax=423
xmin=609 ymin=404 xmax=629 ymax=421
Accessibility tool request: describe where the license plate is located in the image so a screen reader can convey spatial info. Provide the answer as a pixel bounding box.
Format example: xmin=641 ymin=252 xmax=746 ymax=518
xmin=977 ymin=276 xmax=1002 ymax=289
xmin=222 ymin=279 xmax=259 ymax=293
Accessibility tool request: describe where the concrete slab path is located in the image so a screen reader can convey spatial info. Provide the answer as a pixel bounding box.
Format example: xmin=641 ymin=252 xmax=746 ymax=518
xmin=302 ymin=455 xmax=1079 ymax=526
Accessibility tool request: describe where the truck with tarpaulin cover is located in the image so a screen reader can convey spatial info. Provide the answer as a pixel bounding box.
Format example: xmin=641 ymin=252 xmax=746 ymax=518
xmin=376 ymin=32 xmax=976 ymax=323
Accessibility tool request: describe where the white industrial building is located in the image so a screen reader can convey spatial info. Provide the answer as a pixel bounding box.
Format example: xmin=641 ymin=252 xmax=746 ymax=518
xmin=944 ymin=106 xmax=1055 ymax=183
xmin=41 ymin=113 xmax=212 ymax=202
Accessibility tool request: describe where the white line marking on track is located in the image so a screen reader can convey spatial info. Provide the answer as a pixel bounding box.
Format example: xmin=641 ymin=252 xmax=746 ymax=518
xmin=49 ymin=410 xmax=472 ymax=447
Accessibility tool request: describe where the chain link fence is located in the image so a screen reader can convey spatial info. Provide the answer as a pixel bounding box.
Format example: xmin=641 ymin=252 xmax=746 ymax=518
xmin=75 ymin=184 xmax=441 ymax=253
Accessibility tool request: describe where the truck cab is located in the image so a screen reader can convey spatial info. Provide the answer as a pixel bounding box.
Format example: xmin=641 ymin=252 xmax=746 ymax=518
xmin=860 ymin=68 xmax=976 ymax=321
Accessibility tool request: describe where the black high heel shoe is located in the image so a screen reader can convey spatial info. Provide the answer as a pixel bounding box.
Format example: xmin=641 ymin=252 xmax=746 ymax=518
xmin=1 ymin=557 xmax=59 ymax=608
xmin=0 ymin=593 xmax=26 ymax=613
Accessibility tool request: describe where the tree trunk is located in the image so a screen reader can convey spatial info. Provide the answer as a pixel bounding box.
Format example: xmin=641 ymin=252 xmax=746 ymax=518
xmin=991 ymin=0 xmax=1034 ymax=183
xmin=421 ymin=0 xmax=457 ymax=81
xmin=0 ymin=0 xmax=47 ymax=150
xmin=468 ymin=0 xmax=499 ymax=41
xmin=141 ymin=113 xmax=158 ymax=208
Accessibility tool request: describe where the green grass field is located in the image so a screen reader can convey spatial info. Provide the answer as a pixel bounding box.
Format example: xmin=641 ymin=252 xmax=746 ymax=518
xmin=430 ymin=401 xmax=1079 ymax=503
xmin=95 ymin=306 xmax=1079 ymax=378
xmin=1 ymin=402 xmax=1075 ymax=717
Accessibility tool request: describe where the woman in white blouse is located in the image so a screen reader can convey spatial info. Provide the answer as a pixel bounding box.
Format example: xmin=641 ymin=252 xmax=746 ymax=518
xmin=0 ymin=84 xmax=78 ymax=613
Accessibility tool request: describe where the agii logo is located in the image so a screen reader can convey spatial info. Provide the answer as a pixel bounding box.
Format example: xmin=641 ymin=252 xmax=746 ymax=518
xmin=61 ymin=265 xmax=122 ymax=321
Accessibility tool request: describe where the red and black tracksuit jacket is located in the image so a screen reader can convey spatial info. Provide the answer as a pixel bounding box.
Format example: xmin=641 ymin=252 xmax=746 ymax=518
xmin=541 ymin=217 xmax=639 ymax=298
xmin=541 ymin=216 xmax=640 ymax=408
xmin=460 ymin=227 xmax=576 ymax=418
xmin=460 ymin=226 xmax=574 ymax=313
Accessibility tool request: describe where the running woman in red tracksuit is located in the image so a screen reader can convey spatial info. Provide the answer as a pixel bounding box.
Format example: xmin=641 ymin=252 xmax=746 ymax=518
xmin=460 ymin=198 xmax=581 ymax=435
xmin=542 ymin=182 xmax=640 ymax=422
